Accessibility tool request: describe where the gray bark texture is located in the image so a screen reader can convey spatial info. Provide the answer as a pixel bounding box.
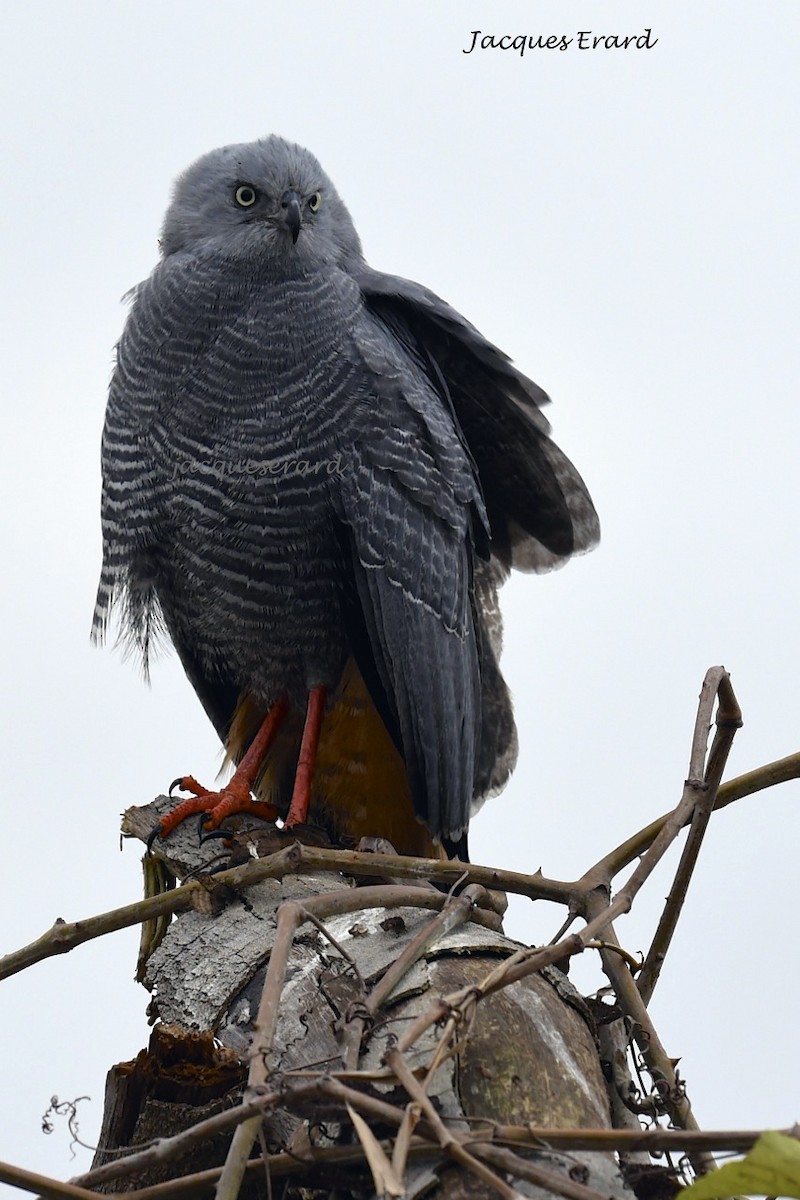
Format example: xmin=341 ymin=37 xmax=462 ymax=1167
xmin=89 ymin=798 xmax=634 ymax=1199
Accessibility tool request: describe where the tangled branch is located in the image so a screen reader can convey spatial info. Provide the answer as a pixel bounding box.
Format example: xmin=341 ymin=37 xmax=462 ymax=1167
xmin=2 ymin=667 xmax=797 ymax=1199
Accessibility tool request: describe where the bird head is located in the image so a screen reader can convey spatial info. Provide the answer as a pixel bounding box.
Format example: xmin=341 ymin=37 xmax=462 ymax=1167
xmin=159 ymin=135 xmax=363 ymax=269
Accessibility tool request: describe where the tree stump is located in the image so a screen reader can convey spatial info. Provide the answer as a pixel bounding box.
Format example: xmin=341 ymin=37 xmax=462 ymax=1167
xmin=87 ymin=798 xmax=631 ymax=1198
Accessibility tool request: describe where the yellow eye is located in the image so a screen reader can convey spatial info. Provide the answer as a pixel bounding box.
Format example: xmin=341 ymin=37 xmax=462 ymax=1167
xmin=307 ymin=191 xmax=322 ymax=213
xmin=234 ymin=184 xmax=258 ymax=208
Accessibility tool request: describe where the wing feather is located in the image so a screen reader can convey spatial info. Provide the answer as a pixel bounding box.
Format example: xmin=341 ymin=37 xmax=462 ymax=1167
xmin=335 ymin=313 xmax=485 ymax=848
xmin=353 ymin=265 xmax=600 ymax=571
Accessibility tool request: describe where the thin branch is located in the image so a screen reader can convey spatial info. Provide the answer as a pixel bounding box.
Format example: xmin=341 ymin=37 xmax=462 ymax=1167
xmin=472 ymin=1142 xmax=612 ymax=1200
xmin=392 ymin=1102 xmax=422 ymax=1182
xmin=397 ymin=700 xmax=743 ymax=1060
xmin=584 ymin=690 xmax=736 ymax=924
xmin=0 ymin=851 xmax=502 ymax=982
xmin=0 ymin=1158 xmax=100 ymax=1199
xmin=346 ymin=1101 xmax=405 ymax=1196
xmin=0 ymin=843 xmax=303 ymax=981
xmin=478 ymin=742 xmax=725 ymax=988
xmin=236 ymin=843 xmax=571 ymax=905
xmin=441 ymin=1141 xmax=526 ymax=1200
xmin=342 ymin=882 xmax=485 ymax=1069
xmin=586 ymin=899 xmax=716 ymax=1178
xmin=317 ymin=1075 xmax=429 ymax=1129
xmin=368 ymin=883 xmax=485 ymax=1013
xmin=82 ymin=1145 xmax=440 ymax=1200
xmin=6 ymin=734 xmax=795 ymax=984
xmin=638 ymin=670 xmax=742 ymax=1003
xmin=585 ymin=939 xmax=641 ymax=973
xmin=212 ymin=893 xmax=361 ymax=1198
xmin=488 ymin=1124 xmax=797 ymax=1153
xmin=71 ymin=1084 xmax=303 ymax=1188
xmin=595 ymin=749 xmax=799 ymax=881
xmin=580 ymin=667 xmax=744 ymax=1157
xmin=0 ymin=887 xmax=200 ymax=982
xmin=424 ymin=1010 xmax=464 ymax=1085
xmin=396 ymin=944 xmax=565 ymax=1054
xmin=385 ymin=1047 xmax=525 ymax=1200
xmin=300 ymin=908 xmax=366 ymax=989
xmin=13 ymin=669 xmax=791 ymax=1200
xmin=69 ymin=1122 xmax=799 ymax=1200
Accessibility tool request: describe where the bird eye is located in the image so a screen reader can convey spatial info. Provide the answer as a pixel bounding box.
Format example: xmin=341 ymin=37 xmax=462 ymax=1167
xmin=234 ymin=184 xmax=258 ymax=208
xmin=307 ymin=191 xmax=322 ymax=213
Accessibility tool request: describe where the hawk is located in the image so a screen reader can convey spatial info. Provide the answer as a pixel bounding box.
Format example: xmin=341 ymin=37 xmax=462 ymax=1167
xmin=94 ymin=136 xmax=599 ymax=859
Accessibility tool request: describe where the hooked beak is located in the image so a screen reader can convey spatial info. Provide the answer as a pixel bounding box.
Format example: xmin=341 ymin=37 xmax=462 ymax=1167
xmin=280 ymin=190 xmax=302 ymax=244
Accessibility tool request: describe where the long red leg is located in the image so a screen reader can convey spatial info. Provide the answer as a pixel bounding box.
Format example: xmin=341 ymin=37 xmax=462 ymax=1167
xmin=229 ymin=698 xmax=289 ymax=787
xmin=284 ymin=686 xmax=327 ymax=829
xmin=157 ymin=697 xmax=289 ymax=839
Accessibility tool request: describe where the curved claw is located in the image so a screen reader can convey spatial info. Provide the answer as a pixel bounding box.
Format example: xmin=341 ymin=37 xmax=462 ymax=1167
xmin=169 ymin=776 xmax=186 ymax=797
xmin=146 ymin=822 xmax=163 ymax=853
xmin=198 ymin=823 xmax=234 ymax=846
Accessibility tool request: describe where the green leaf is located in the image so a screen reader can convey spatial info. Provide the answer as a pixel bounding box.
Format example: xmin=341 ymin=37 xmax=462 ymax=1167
xmin=680 ymin=1131 xmax=800 ymax=1199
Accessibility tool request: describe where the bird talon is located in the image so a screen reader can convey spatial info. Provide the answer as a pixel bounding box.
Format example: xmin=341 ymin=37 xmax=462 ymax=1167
xmin=198 ymin=825 xmax=234 ymax=846
xmin=169 ymin=776 xmax=186 ymax=797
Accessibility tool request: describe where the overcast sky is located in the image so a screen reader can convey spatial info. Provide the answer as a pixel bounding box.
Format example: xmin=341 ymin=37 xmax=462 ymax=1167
xmin=1 ymin=1 xmax=798 ymax=1187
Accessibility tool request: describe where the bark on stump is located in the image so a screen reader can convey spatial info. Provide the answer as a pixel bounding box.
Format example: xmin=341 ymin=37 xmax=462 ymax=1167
xmin=90 ymin=798 xmax=631 ymax=1198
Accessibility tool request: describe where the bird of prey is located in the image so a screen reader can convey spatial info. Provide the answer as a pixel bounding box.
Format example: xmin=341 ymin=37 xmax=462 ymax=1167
xmin=93 ymin=135 xmax=599 ymax=860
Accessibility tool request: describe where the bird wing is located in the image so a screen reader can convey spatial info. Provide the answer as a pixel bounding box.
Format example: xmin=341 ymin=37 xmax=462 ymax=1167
xmin=351 ymin=265 xmax=600 ymax=571
xmin=334 ymin=309 xmax=488 ymax=851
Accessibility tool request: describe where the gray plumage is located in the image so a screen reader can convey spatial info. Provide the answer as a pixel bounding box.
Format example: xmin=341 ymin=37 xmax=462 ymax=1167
xmin=93 ymin=134 xmax=599 ymax=855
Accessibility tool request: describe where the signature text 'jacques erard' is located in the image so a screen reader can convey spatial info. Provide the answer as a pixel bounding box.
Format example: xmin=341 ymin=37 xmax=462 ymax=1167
xmin=463 ymin=29 xmax=658 ymax=55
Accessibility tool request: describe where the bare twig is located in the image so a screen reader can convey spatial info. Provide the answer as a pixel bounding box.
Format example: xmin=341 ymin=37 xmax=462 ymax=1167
xmin=70 ymin=1083 xmax=312 ymax=1188
xmin=569 ymin=669 xmax=741 ymax=1179
xmin=384 ymin=1050 xmax=623 ymax=1200
xmin=0 ymin=847 xmax=527 ymax=981
xmin=396 ymin=944 xmax=564 ymax=1054
xmin=0 ymin=1158 xmax=100 ymax=1199
xmin=213 ymin=894 xmax=348 ymax=1196
xmin=216 ymin=881 xmax=487 ymax=1198
xmin=70 ymin=1121 xmax=797 ymax=1199
xmin=594 ymin=749 xmax=798 ymax=881
xmin=585 ymin=939 xmax=641 ymax=973
xmin=342 ymin=882 xmax=485 ymax=1069
xmin=299 ymin=908 xmax=365 ymax=989
xmin=586 ymin=899 xmax=716 ymax=1177
xmin=392 ymin=1102 xmax=422 ymax=1182
xmin=385 ymin=1047 xmax=525 ymax=1200
xmin=488 ymin=1124 xmax=796 ymax=1152
xmin=398 ymin=756 xmax=724 ymax=1059
xmin=1 ymin=853 xmax=506 ymax=983
xmin=368 ymin=883 xmax=485 ymax=1013
xmin=13 ymin=668 xmax=792 ymax=1200
xmin=346 ymin=1102 xmax=405 ymax=1196
xmin=638 ymin=670 xmax=742 ymax=1003
xmin=395 ymin=671 xmax=747 ymax=1068
xmin=317 ymin=1075 xmax=427 ymax=1129
xmin=73 ymin=1073 xmax=424 ymax=1191
xmin=6 ymin=720 xmax=793 ymax=984
xmin=472 ymin=1142 xmax=612 ymax=1200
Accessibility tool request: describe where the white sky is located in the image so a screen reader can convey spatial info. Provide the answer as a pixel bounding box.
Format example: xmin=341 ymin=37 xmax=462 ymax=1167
xmin=1 ymin=1 xmax=798 ymax=1186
